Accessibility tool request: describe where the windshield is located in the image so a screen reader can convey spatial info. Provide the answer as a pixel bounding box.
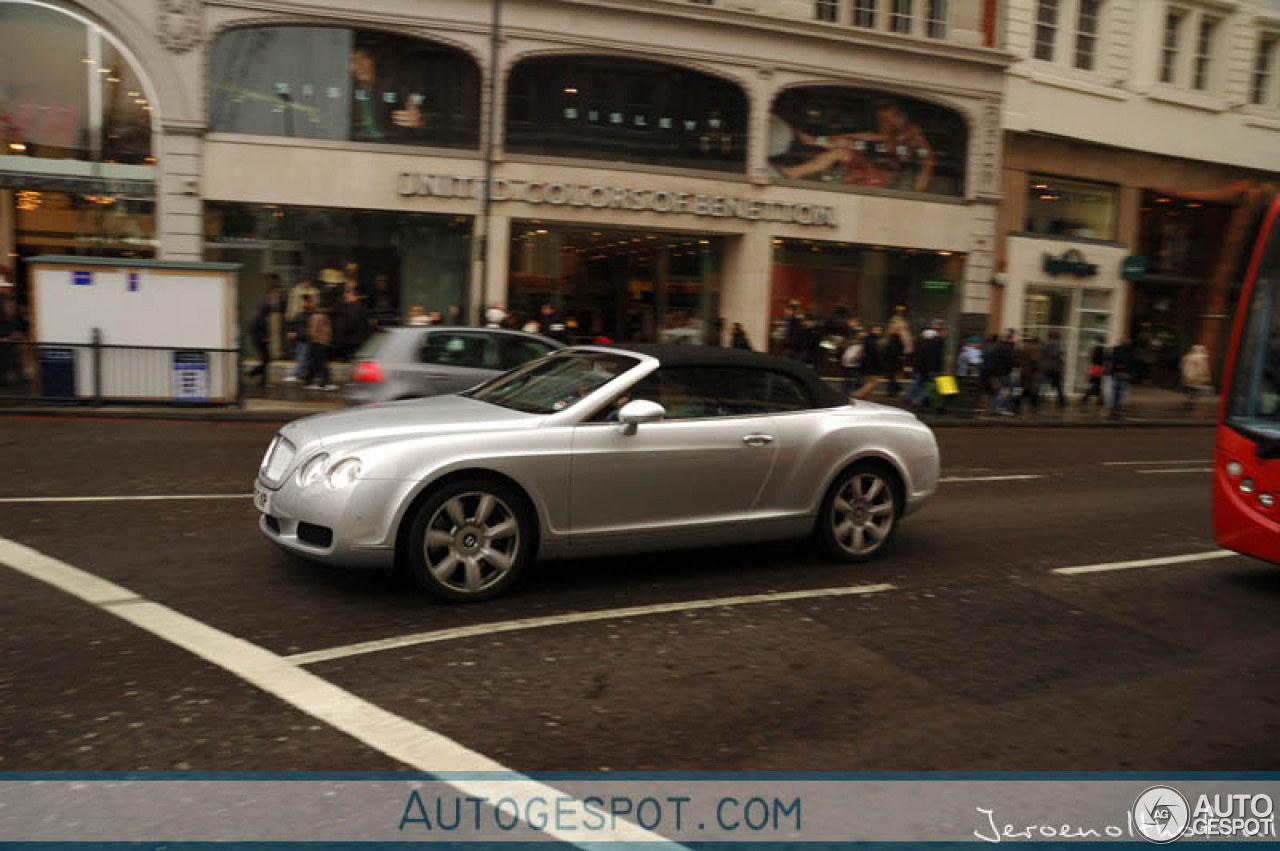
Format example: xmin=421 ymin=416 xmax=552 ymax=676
xmin=465 ymin=350 xmax=640 ymax=414
xmin=1226 ymin=207 xmax=1280 ymax=440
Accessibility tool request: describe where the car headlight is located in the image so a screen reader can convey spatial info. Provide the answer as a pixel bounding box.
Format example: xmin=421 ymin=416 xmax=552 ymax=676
xmin=326 ymin=458 xmax=362 ymax=489
xmin=297 ymin=452 xmax=330 ymax=487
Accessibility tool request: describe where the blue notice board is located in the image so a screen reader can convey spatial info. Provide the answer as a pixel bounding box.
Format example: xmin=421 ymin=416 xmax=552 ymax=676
xmin=172 ymin=350 xmax=209 ymax=402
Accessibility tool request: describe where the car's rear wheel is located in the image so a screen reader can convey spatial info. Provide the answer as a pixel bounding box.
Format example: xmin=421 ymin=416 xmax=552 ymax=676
xmin=817 ymin=462 xmax=900 ymax=562
xmin=406 ymin=478 xmax=531 ymax=602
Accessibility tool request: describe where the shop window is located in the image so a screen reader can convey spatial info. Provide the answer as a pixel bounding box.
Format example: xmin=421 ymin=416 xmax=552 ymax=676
xmin=1024 ymin=175 xmax=1118 ymax=240
xmin=204 ymin=202 xmax=472 ymax=355
xmin=505 ymin=57 xmax=747 ymax=173
xmin=771 ymin=87 xmax=968 ymax=197
xmin=209 ymin=26 xmax=480 ymax=149
xmin=770 ymin=238 xmax=965 ymax=375
xmin=0 ymin=3 xmax=153 ymax=165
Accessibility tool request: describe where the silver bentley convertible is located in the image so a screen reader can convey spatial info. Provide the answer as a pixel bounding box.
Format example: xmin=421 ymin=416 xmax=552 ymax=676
xmin=255 ymin=344 xmax=940 ymax=602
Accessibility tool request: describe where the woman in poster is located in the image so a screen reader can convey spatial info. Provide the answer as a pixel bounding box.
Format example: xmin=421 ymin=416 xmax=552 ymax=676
xmin=769 ymin=98 xmax=935 ymax=194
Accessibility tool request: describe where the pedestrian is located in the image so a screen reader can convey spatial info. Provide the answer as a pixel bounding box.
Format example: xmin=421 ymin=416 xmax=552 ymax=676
xmin=245 ymin=282 xmax=280 ymax=385
xmin=907 ymin=322 xmax=943 ymax=408
xmin=1108 ymin=339 xmax=1135 ymax=420
xmin=1180 ymin=343 xmax=1212 ymax=410
xmin=841 ymin=332 xmax=864 ymax=397
xmin=956 ymin=335 xmax=983 ymax=378
xmin=1041 ymin=331 xmax=1066 ymax=409
xmin=731 ymin=322 xmax=752 ymax=350
xmin=305 ymin=296 xmax=336 ymax=391
xmin=1081 ymin=344 xmax=1106 ymax=406
xmin=284 ymin=292 xmax=315 ymax=384
xmin=1017 ymin=335 xmax=1042 ymax=414
xmin=332 ymin=289 xmax=371 ymax=361
xmin=978 ymin=334 xmax=999 ymax=415
xmin=407 ymin=304 xmax=430 ymax=326
xmin=992 ymin=330 xmax=1018 ymax=415
xmin=0 ymin=286 xmax=18 ymax=387
xmin=883 ymin=329 xmax=906 ymax=397
xmin=854 ymin=324 xmax=886 ymax=399
xmin=783 ymin=301 xmax=810 ymax=362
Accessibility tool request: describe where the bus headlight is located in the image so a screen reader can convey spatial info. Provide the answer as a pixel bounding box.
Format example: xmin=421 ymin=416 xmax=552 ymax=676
xmin=1227 ymin=461 xmax=1243 ymax=477
xmin=1241 ymin=478 xmax=1256 ymax=494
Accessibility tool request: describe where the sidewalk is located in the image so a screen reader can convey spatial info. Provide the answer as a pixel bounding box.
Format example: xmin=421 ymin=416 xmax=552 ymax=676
xmin=0 ymin=361 xmax=1216 ymax=427
xmin=864 ymin=382 xmax=1217 ymax=427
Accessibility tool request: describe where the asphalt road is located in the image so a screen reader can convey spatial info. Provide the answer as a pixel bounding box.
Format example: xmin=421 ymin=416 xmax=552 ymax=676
xmin=2 ymin=417 xmax=1277 ymax=772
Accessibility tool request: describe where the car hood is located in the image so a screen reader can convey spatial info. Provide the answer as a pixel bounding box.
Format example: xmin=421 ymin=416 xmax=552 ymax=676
xmin=282 ymin=394 xmax=541 ymax=450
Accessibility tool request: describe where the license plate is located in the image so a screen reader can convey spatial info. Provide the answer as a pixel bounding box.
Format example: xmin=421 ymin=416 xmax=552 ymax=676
xmin=254 ymin=486 xmax=272 ymax=514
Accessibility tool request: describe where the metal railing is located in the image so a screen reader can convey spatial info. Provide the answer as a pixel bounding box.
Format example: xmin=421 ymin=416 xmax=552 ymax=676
xmin=0 ymin=329 xmax=243 ymax=408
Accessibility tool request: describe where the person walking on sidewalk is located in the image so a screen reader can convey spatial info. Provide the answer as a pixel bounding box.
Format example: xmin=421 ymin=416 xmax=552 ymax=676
xmin=304 ymin=298 xmax=336 ymax=391
xmin=854 ymin=324 xmax=886 ymax=399
xmin=1180 ymin=343 xmax=1212 ymax=410
xmin=907 ymin=322 xmax=943 ymax=408
xmin=1016 ymin=336 xmax=1042 ymax=414
xmin=1041 ymin=331 xmax=1066 ymax=409
xmin=1081 ymin=344 xmax=1106 ymax=406
xmin=992 ymin=330 xmax=1018 ymax=415
xmin=1108 ymin=339 xmax=1135 ymax=420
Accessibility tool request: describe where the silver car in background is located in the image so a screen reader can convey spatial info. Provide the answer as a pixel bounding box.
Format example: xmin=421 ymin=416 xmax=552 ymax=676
xmin=256 ymin=345 xmax=940 ymax=602
xmin=344 ymin=326 xmax=561 ymax=404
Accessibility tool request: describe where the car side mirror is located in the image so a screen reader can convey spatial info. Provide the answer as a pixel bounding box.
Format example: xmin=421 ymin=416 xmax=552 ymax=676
xmin=618 ymin=399 xmax=665 ymax=435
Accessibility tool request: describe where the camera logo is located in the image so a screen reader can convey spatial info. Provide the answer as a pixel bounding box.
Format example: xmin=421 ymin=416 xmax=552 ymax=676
xmin=1133 ymin=786 xmax=1190 ymax=844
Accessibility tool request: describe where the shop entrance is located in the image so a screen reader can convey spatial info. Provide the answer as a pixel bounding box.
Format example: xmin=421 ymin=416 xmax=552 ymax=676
xmin=507 ymin=223 xmax=724 ymax=344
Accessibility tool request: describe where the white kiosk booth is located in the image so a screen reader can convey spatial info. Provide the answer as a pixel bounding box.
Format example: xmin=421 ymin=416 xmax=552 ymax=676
xmin=26 ymin=257 xmax=240 ymax=404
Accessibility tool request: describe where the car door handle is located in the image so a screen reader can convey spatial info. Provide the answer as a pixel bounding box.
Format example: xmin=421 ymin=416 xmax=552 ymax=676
xmin=742 ymin=434 xmax=775 ymax=447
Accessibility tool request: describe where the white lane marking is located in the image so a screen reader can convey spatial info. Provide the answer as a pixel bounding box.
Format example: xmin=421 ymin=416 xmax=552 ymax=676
xmin=0 ymin=494 xmax=251 ymax=504
xmin=287 ymin=583 xmax=897 ymax=667
xmin=1053 ymin=549 xmax=1237 ymax=575
xmin=938 ymin=474 xmax=1045 ymax=483
xmin=1101 ymin=459 xmax=1212 ymax=466
xmin=1136 ymin=468 xmax=1213 ymax=474
xmin=0 ymin=537 xmax=670 ymax=847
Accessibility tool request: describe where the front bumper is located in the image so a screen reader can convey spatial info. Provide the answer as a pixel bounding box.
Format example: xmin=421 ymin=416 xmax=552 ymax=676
xmin=255 ymin=474 xmax=407 ymax=570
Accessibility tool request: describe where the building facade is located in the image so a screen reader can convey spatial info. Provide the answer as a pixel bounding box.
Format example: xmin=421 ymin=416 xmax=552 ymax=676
xmin=1 ymin=0 xmax=1007 ymax=360
xmin=998 ymin=0 xmax=1280 ymax=391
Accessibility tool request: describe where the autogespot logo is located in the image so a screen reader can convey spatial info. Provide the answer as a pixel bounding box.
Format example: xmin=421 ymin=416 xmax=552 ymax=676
xmin=1133 ymin=786 xmax=1190 ymax=844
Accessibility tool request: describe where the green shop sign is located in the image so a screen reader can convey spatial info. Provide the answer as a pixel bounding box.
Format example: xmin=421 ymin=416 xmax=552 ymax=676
xmin=921 ymin=280 xmax=955 ymax=294
xmin=1122 ymin=255 xmax=1147 ymax=281
xmin=1043 ymin=249 xmax=1099 ymax=278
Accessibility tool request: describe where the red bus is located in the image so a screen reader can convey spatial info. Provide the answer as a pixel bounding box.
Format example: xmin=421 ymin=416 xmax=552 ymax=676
xmin=1215 ymin=196 xmax=1280 ymax=561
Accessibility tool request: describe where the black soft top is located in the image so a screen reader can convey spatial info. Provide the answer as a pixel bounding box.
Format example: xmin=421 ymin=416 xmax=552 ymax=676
xmin=575 ymin=343 xmax=845 ymax=409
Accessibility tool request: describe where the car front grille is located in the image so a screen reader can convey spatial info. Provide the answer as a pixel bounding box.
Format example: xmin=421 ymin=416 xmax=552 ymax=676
xmin=262 ymin=436 xmax=296 ymax=484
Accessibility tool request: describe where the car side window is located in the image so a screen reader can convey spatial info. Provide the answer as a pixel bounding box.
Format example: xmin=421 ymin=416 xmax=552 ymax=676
xmin=764 ymin=371 xmax=813 ymax=412
xmin=421 ymin=332 xmax=501 ymax=370
xmin=500 ymin=337 xmax=555 ymax=370
xmin=593 ymin=367 xmax=756 ymax=421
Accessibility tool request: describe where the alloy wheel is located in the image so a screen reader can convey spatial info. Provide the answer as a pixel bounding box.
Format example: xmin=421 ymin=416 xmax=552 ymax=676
xmin=831 ymin=472 xmax=896 ymax=557
xmin=422 ymin=491 xmax=521 ymax=595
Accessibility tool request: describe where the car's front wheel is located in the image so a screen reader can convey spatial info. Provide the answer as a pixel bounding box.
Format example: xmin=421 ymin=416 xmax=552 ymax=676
xmin=817 ymin=462 xmax=901 ymax=562
xmin=406 ymin=478 xmax=531 ymax=602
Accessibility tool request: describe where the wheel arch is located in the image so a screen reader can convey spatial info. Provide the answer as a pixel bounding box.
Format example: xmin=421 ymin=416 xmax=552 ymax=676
xmin=821 ymin=451 xmax=909 ymax=515
xmin=393 ymin=468 xmax=544 ymax=568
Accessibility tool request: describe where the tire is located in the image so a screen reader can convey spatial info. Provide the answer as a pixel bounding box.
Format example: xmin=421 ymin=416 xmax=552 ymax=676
xmin=405 ymin=477 xmax=532 ymax=602
xmin=817 ymin=462 xmax=901 ymax=562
